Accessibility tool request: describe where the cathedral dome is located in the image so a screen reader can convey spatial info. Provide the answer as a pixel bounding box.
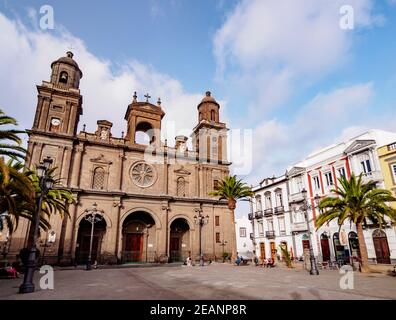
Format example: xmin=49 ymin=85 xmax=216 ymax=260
xmin=51 ymin=51 xmax=83 ymax=77
xmin=197 ymin=91 xmax=219 ymax=108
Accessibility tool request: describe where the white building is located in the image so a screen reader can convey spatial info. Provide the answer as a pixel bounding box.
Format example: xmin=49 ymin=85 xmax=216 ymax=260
xmin=250 ymin=175 xmax=294 ymax=261
xmin=235 ymin=216 xmax=254 ymax=259
xmin=252 ymin=129 xmax=396 ymax=264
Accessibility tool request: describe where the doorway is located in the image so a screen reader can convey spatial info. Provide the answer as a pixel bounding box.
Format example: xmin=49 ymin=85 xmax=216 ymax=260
xmin=270 ymin=242 xmax=276 ymax=260
xmin=169 ymin=218 xmax=190 ymax=262
xmin=373 ymin=229 xmax=391 ymax=264
xmin=320 ymin=232 xmax=331 ymax=262
xmin=259 ymin=242 xmax=266 ymax=260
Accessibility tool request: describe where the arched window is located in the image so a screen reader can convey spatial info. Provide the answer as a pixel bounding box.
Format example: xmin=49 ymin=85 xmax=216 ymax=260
xmin=59 ymin=71 xmax=68 ymax=84
xmin=92 ymin=167 xmax=105 ymax=190
xmin=210 ymin=110 xmax=215 ymax=121
xmin=177 ymin=177 xmax=186 ymax=197
xmin=264 ymin=191 xmax=272 ymax=209
xmin=135 ymin=121 xmax=153 ymax=145
xmin=275 ymin=188 xmax=283 ymax=207
xmin=255 ymin=195 xmax=262 ymax=211
xmin=199 ymin=112 xmax=203 ymax=121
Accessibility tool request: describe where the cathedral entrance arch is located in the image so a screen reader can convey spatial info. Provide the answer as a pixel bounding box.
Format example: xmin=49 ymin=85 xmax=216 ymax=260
xmin=169 ymin=218 xmax=190 ymax=262
xmin=75 ymin=218 xmax=107 ymax=265
xmin=121 ymin=211 xmax=156 ymax=263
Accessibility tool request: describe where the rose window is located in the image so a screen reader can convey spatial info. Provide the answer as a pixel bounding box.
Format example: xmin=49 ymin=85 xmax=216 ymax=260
xmin=131 ymin=162 xmax=155 ymax=187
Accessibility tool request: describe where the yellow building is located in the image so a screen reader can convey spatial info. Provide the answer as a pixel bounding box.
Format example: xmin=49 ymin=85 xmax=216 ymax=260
xmin=378 ymin=141 xmax=396 ymax=209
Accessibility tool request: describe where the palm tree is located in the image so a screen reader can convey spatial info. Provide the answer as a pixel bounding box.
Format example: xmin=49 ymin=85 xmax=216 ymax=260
xmin=25 ymin=166 xmax=75 ymax=247
xmin=0 ymin=158 xmax=35 ymax=232
xmin=317 ymin=173 xmax=396 ymax=273
xmin=209 ymin=175 xmax=253 ymax=262
xmin=0 ymin=109 xmax=26 ymax=160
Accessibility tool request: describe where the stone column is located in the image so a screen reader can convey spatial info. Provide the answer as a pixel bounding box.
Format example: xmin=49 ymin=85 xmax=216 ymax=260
xmin=61 ymin=146 xmax=73 ymax=186
xmin=115 ymin=150 xmax=125 ymax=191
xmin=70 ymin=143 xmax=84 ymax=188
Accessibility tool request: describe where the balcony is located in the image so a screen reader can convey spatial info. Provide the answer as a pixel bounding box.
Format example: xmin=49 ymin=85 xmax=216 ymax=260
xmin=274 ymin=206 xmax=285 ymax=215
xmin=264 ymin=208 xmax=273 ymax=217
xmin=388 ymin=143 xmax=396 ymax=151
xmin=289 ymin=192 xmax=304 ymax=203
xmin=291 ymin=222 xmax=308 ymax=233
xmin=248 ymin=213 xmax=253 ymax=220
xmin=362 ymin=171 xmax=383 ymax=184
xmin=265 ymin=231 xmax=276 ymax=239
xmin=255 ymin=210 xmax=263 ymax=219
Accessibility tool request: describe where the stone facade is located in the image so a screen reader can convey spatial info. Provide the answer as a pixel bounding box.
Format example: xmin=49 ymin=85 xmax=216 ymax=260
xmin=8 ymin=52 xmax=233 ymax=265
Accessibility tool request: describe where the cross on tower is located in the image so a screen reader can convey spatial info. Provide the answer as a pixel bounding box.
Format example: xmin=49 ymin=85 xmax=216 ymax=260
xmin=144 ymin=93 xmax=151 ymax=102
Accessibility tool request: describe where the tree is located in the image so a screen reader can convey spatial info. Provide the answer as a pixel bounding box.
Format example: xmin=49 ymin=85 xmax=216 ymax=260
xmin=0 ymin=159 xmax=34 ymax=232
xmin=0 ymin=109 xmax=26 ymax=160
xmin=209 ymin=175 xmax=253 ymax=262
xmin=317 ymin=173 xmax=396 ymax=273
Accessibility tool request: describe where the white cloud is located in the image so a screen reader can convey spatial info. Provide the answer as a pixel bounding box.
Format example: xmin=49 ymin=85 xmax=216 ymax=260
xmin=0 ymin=12 xmax=205 ymax=147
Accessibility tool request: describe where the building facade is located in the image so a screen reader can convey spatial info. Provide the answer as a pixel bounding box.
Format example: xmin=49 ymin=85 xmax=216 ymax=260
xmin=251 ymin=129 xmax=396 ymax=264
xmin=235 ymin=216 xmax=254 ymax=259
xmin=8 ymin=52 xmax=234 ymax=265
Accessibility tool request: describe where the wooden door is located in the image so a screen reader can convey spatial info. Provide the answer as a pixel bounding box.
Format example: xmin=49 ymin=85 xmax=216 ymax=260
xmin=373 ymin=237 xmax=391 ymax=264
xmin=259 ymin=242 xmax=266 ymax=260
xmin=125 ymin=233 xmax=143 ymax=262
xmin=320 ymin=238 xmax=330 ymax=262
xmin=170 ymin=237 xmax=180 ymax=262
xmin=270 ymin=242 xmax=276 ymax=260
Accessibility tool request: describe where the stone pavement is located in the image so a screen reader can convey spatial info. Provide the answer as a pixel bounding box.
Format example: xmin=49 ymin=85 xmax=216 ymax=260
xmin=0 ymin=263 xmax=395 ymax=300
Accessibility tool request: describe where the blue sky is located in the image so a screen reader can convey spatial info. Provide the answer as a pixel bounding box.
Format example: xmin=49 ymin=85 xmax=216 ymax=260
xmin=1 ymin=0 xmax=396 ymax=216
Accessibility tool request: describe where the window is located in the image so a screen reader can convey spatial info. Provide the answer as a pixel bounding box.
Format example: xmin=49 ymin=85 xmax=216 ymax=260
xmin=361 ymin=159 xmax=372 ymax=174
xmin=312 ymin=176 xmax=320 ymax=190
xmin=92 ymin=167 xmax=105 ymax=190
xmin=392 ymin=164 xmax=396 ymax=182
xmin=177 ymin=177 xmax=186 ymax=197
xmin=267 ymin=220 xmax=274 ymax=232
xmin=216 ymin=232 xmax=221 ymax=243
xmin=275 ymin=190 xmax=283 ymax=207
xmin=59 ymin=71 xmax=68 ymax=84
xmin=324 ymin=172 xmax=334 ymax=187
xmin=278 ymin=217 xmax=286 ymax=235
xmin=255 ymin=195 xmax=262 ymax=211
xmin=295 ymin=176 xmax=303 ymax=193
xmin=239 ymin=227 xmax=246 ymax=238
xmin=199 ymin=112 xmax=203 ymax=121
xmin=213 ymin=179 xmax=219 ymax=190
xmin=337 ymin=167 xmax=346 ymax=178
xmin=258 ymin=221 xmax=264 ymax=235
xmin=215 ymin=216 xmax=220 ymax=227
xmin=264 ymin=192 xmax=272 ymax=209
xmin=211 ymin=110 xmax=215 ymax=121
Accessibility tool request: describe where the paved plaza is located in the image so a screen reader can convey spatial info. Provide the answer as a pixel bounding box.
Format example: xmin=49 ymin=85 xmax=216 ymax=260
xmin=0 ymin=263 xmax=395 ymax=300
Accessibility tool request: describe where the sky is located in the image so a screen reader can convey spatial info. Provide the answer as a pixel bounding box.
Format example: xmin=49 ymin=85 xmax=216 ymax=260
xmin=1 ymin=0 xmax=396 ymax=217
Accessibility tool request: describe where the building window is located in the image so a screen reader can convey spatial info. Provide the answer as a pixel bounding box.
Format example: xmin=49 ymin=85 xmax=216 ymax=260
xmin=255 ymin=195 xmax=262 ymax=211
xmin=275 ymin=189 xmax=283 ymax=207
xmin=324 ymin=172 xmax=334 ymax=187
xmin=211 ymin=110 xmax=215 ymax=121
xmin=258 ymin=221 xmax=264 ymax=235
xmin=361 ymin=159 xmax=372 ymax=174
xmin=240 ymin=227 xmax=246 ymax=238
xmin=199 ymin=112 xmax=203 ymax=121
xmin=92 ymin=167 xmax=105 ymax=190
xmin=267 ymin=219 xmax=274 ymax=232
xmin=59 ymin=71 xmax=68 ymax=84
xmin=216 ymin=232 xmax=221 ymax=243
xmin=337 ymin=167 xmax=346 ymax=179
xmin=278 ymin=217 xmax=286 ymax=236
xmin=264 ymin=192 xmax=272 ymax=209
xmin=213 ymin=179 xmax=219 ymax=190
xmin=215 ymin=216 xmax=220 ymax=227
xmin=177 ymin=177 xmax=186 ymax=197
xmin=312 ymin=176 xmax=320 ymax=190
xmin=392 ymin=164 xmax=396 ymax=183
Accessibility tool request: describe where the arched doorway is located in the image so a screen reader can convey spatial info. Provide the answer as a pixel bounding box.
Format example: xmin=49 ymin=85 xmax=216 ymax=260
xmin=348 ymin=231 xmax=360 ymax=258
xmin=373 ymin=229 xmax=391 ymax=264
xmin=169 ymin=218 xmax=190 ymax=262
xmin=333 ymin=232 xmax=346 ymax=264
xmin=320 ymin=232 xmax=331 ymax=262
xmin=75 ymin=217 xmax=107 ymax=265
xmin=122 ymin=211 xmax=156 ymax=263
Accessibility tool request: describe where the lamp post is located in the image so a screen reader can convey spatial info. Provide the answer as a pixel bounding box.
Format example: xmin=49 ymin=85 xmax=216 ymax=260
xmin=84 ymin=203 xmax=104 ymax=271
xmin=19 ymin=157 xmax=54 ymax=294
xmin=219 ymin=240 xmax=227 ymax=262
xmin=194 ymin=204 xmax=209 ymax=267
xmin=301 ymin=188 xmax=320 ymax=276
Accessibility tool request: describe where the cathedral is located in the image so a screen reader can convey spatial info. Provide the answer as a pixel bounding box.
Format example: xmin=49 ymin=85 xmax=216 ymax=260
xmin=9 ymin=52 xmax=233 ymax=265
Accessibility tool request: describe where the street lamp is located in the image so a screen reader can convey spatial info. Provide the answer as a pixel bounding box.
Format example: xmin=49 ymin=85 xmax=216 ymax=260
xmin=219 ymin=240 xmax=228 ymax=262
xmin=301 ymin=188 xmax=321 ymax=276
xmin=83 ymin=203 xmax=104 ymax=270
xmin=194 ymin=204 xmax=209 ymax=266
xmin=19 ymin=157 xmax=54 ymax=294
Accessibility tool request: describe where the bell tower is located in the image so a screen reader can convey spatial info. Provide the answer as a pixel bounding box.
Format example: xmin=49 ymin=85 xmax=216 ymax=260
xmin=32 ymin=51 xmax=83 ymax=136
xmin=192 ymin=91 xmax=228 ymax=163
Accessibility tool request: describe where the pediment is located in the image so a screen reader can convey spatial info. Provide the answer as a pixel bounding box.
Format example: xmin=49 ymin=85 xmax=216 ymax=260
xmin=287 ymin=166 xmax=305 ymax=177
xmin=174 ymin=165 xmax=191 ymax=175
xmin=90 ymin=154 xmax=113 ymax=165
xmin=344 ymin=140 xmax=375 ymax=154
